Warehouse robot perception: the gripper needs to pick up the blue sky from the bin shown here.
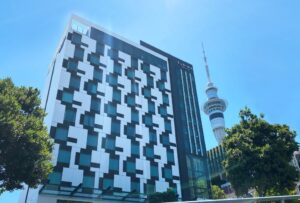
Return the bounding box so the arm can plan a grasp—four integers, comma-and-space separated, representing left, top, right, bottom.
1, 0, 300, 202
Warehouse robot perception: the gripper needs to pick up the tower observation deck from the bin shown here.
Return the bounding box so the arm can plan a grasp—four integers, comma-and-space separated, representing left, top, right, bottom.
202, 45, 227, 144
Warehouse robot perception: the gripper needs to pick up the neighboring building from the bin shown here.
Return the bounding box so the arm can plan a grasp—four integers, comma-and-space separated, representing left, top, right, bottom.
292, 151, 300, 171
201, 45, 227, 145
19, 15, 210, 203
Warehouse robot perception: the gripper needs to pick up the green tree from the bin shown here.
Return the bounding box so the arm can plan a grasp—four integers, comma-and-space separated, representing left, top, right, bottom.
223, 107, 299, 197
211, 185, 226, 199
148, 188, 178, 203
0, 78, 53, 193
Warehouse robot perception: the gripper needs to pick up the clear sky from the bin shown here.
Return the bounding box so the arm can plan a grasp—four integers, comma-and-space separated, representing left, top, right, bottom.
1, 0, 300, 202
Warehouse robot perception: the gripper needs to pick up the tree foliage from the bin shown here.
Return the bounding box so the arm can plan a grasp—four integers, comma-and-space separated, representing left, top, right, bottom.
211, 185, 226, 199
0, 78, 53, 192
148, 188, 178, 203
223, 107, 299, 197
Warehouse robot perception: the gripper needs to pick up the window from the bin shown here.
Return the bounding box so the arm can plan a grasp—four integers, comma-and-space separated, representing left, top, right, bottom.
113, 63, 122, 75
131, 181, 140, 193
105, 103, 116, 116
149, 130, 157, 143
144, 115, 152, 126
64, 108, 76, 123
131, 109, 139, 123
143, 88, 151, 98
83, 114, 95, 127
55, 127, 68, 141
109, 49, 118, 59
165, 120, 172, 132
126, 95, 135, 107
86, 82, 97, 94
57, 149, 71, 164
159, 106, 167, 116
145, 184, 155, 194
161, 71, 167, 81
103, 178, 113, 189
131, 82, 139, 94
106, 74, 118, 86
111, 120, 120, 134
162, 135, 170, 145
163, 168, 172, 179
89, 54, 100, 66
48, 172, 62, 185
162, 94, 169, 105
104, 138, 115, 150
67, 60, 78, 71
83, 176, 94, 189
131, 58, 138, 68
96, 43, 104, 55
91, 98, 101, 112
87, 134, 98, 148
93, 68, 103, 82
150, 165, 158, 177
148, 101, 155, 113
125, 125, 135, 137
157, 81, 165, 91
109, 158, 119, 171
126, 69, 135, 79
79, 153, 91, 166
62, 91, 73, 103
131, 143, 139, 155
112, 89, 121, 102
69, 75, 80, 89
74, 47, 84, 60
167, 150, 174, 163
142, 63, 150, 73
147, 76, 154, 87
145, 147, 154, 158
71, 32, 81, 44
126, 161, 136, 173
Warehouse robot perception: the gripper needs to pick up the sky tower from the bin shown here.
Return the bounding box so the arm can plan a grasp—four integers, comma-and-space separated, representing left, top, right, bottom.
202, 44, 227, 144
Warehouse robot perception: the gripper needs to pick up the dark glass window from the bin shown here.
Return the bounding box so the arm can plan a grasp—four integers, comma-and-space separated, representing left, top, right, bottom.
143, 88, 151, 98
105, 103, 117, 116
104, 138, 115, 150
157, 81, 165, 91
126, 69, 135, 79
87, 134, 98, 148
131, 143, 139, 155
79, 153, 91, 166
91, 98, 101, 112
96, 43, 104, 55
74, 47, 84, 60
131, 58, 138, 68
125, 125, 135, 137
57, 149, 71, 164
69, 75, 80, 89
131, 109, 139, 123
150, 165, 158, 177
148, 101, 155, 113
111, 120, 120, 134
109, 49, 118, 59
113, 63, 122, 75
126, 95, 135, 107
147, 76, 154, 87
131, 82, 139, 94
83, 114, 95, 127
144, 115, 153, 126
163, 168, 172, 179
86, 82, 97, 94
103, 178, 113, 189
131, 181, 140, 193
145, 147, 154, 158
83, 176, 94, 188
48, 172, 62, 185
159, 106, 167, 116
165, 120, 172, 132
62, 91, 73, 103
142, 63, 150, 73
162, 135, 170, 145
161, 70, 167, 81
112, 89, 121, 102
90, 54, 100, 66
167, 150, 174, 163
55, 127, 68, 141
67, 60, 78, 71
162, 94, 169, 105
64, 108, 76, 123
71, 32, 81, 44
93, 68, 103, 82
126, 161, 135, 173
109, 158, 119, 171
145, 184, 155, 194
106, 74, 118, 86
149, 130, 157, 143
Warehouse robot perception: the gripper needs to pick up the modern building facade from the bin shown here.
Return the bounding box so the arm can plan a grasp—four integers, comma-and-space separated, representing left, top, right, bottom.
19, 15, 210, 203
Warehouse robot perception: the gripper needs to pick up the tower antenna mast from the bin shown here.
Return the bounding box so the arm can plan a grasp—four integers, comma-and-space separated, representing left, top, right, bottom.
202, 43, 212, 83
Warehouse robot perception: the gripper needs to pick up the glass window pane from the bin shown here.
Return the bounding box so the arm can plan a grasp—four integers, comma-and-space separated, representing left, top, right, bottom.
131, 110, 139, 123
111, 120, 120, 134
87, 82, 97, 94
113, 89, 121, 102
91, 98, 101, 112
71, 32, 81, 44
109, 158, 119, 171
87, 134, 98, 147
67, 60, 78, 71
83, 114, 95, 127
167, 150, 174, 163
165, 120, 172, 132
48, 172, 62, 185
106, 74, 118, 86
83, 176, 94, 188
69, 75, 80, 89
96, 43, 104, 55
64, 108, 76, 122
94, 68, 103, 81
90, 54, 100, 66
144, 115, 152, 126
79, 153, 91, 166
131, 181, 140, 193
127, 95, 135, 106
143, 88, 151, 98
148, 101, 155, 113
150, 165, 158, 177
163, 94, 169, 105
57, 149, 71, 164
131, 82, 139, 94
146, 147, 154, 158
149, 130, 157, 143
114, 63, 122, 75
125, 125, 135, 137
62, 92, 73, 103
105, 138, 115, 150
145, 184, 155, 194
164, 168, 172, 179
131, 143, 139, 155
103, 178, 113, 189
162, 135, 170, 145
147, 76, 154, 87
126, 161, 135, 173
55, 127, 68, 141
74, 47, 84, 60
